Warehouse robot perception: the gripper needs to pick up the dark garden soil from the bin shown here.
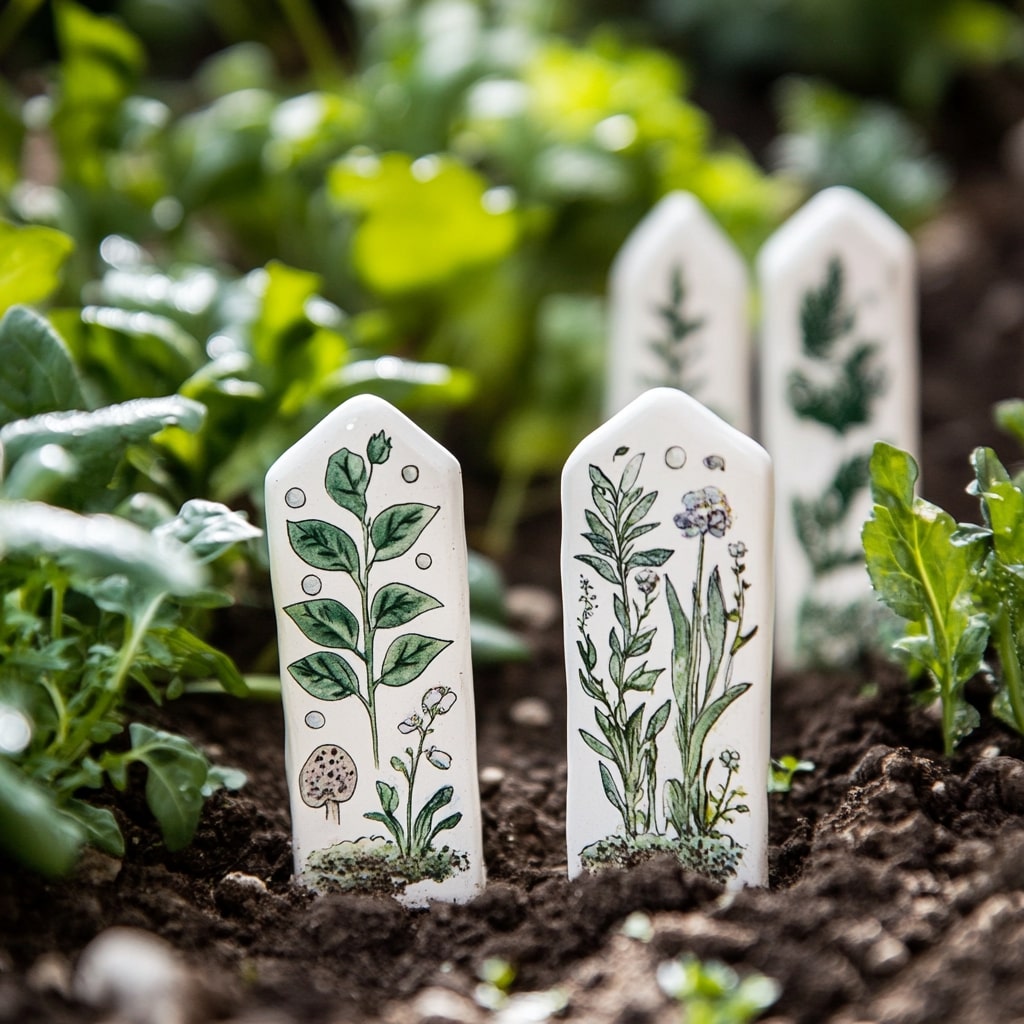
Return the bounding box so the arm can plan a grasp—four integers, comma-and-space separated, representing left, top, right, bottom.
9, 90, 1024, 1024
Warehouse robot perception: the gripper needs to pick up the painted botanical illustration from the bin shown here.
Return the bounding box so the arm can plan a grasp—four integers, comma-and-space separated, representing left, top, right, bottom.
284, 430, 450, 768
574, 449, 757, 882
306, 685, 469, 895
283, 429, 468, 894
787, 257, 888, 660
646, 264, 706, 394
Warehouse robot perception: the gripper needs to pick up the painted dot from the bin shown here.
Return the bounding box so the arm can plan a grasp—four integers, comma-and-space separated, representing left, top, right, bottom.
302, 575, 322, 595
402, 465, 420, 483
415, 553, 433, 570
305, 711, 325, 729
285, 487, 306, 508
665, 446, 687, 469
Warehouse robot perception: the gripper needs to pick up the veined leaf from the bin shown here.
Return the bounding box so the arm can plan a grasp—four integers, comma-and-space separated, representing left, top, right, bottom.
285, 599, 360, 651
0, 395, 206, 477
370, 503, 439, 562
584, 509, 614, 546
413, 784, 453, 851
148, 626, 249, 697
61, 799, 124, 857
598, 761, 627, 820
288, 652, 360, 700
644, 700, 672, 744
153, 500, 261, 563
0, 306, 85, 426
619, 453, 644, 494
588, 464, 614, 496
325, 448, 368, 520
427, 812, 462, 847
378, 633, 452, 688
128, 724, 209, 852
665, 576, 692, 717
622, 490, 658, 532
625, 549, 673, 571
684, 683, 751, 784
703, 567, 727, 694
376, 780, 400, 815
973, 447, 1024, 570
371, 583, 442, 630
579, 729, 615, 760
287, 519, 360, 574
575, 553, 619, 585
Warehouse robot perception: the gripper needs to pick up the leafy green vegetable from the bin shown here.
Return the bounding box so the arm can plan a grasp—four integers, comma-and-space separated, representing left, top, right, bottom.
0, 223, 75, 315
768, 755, 815, 794
657, 954, 780, 1024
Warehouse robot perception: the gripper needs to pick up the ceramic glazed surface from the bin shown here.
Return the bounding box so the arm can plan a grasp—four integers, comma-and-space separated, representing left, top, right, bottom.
265, 395, 483, 905
759, 187, 918, 669
562, 388, 773, 888
605, 192, 751, 432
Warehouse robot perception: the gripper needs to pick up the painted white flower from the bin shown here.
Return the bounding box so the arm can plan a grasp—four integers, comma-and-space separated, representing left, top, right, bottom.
398, 713, 422, 734
423, 687, 457, 715
426, 747, 452, 770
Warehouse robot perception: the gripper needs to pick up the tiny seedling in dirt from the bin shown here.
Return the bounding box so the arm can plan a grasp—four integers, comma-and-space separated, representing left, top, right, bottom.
768, 755, 815, 794
657, 955, 780, 1024
863, 431, 1024, 754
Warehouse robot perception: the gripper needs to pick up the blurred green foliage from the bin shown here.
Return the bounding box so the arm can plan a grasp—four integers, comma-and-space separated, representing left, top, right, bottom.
2, 0, 790, 550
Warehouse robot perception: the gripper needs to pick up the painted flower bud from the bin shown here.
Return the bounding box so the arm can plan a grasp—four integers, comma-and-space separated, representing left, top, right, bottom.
728, 541, 747, 560
398, 713, 422, 734
426, 747, 452, 770
634, 569, 659, 595
720, 749, 740, 771
367, 430, 392, 465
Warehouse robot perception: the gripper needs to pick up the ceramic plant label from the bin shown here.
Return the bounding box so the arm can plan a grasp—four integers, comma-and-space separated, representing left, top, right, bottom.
759, 187, 917, 669
265, 394, 484, 905
562, 388, 772, 888
605, 192, 751, 432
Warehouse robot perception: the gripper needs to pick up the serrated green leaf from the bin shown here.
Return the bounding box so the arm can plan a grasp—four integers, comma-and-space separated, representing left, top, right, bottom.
287, 519, 360, 574
378, 633, 452, 688
325, 447, 368, 520
371, 582, 442, 630
285, 599, 360, 651
153, 500, 261, 563
0, 306, 85, 426
0, 223, 74, 316
287, 652, 360, 700
370, 503, 439, 562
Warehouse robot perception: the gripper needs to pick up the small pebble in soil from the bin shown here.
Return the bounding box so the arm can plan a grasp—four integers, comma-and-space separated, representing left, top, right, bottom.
509, 697, 553, 729
74, 927, 193, 1024
479, 765, 506, 792
26, 953, 72, 998
505, 586, 560, 631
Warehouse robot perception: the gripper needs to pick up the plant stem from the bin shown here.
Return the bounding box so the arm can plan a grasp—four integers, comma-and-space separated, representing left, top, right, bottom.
361, 465, 379, 767
275, 0, 340, 88
406, 724, 431, 858
995, 610, 1024, 736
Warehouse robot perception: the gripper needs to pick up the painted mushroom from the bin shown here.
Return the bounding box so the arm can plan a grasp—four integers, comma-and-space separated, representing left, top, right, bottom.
299, 744, 357, 824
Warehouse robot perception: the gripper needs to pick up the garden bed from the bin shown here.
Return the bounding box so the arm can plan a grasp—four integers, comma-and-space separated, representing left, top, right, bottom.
6, 111, 1024, 1024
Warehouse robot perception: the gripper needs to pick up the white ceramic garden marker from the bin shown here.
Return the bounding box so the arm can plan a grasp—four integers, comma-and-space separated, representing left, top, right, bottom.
562, 388, 773, 889
605, 192, 751, 432
759, 187, 917, 670
265, 394, 484, 906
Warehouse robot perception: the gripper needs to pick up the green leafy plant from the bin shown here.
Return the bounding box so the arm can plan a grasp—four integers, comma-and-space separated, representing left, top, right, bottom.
657, 955, 780, 1024
0, 307, 258, 874
575, 452, 673, 837
863, 441, 994, 755
366, 685, 462, 860
284, 429, 450, 767
767, 755, 815, 794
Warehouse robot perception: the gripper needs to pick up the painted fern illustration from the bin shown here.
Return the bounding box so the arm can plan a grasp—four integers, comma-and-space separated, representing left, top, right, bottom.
284, 431, 450, 767
792, 454, 871, 575
575, 451, 673, 837
787, 257, 886, 435
646, 264, 706, 394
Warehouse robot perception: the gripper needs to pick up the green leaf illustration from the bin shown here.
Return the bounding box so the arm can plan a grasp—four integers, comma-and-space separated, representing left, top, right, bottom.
598, 761, 627, 820
619, 453, 644, 494
325, 447, 368, 519
287, 519, 360, 574
413, 784, 454, 850
666, 577, 692, 716
378, 633, 452, 687
575, 553, 619, 585
370, 503, 439, 561
377, 779, 400, 815
703, 567, 727, 693
427, 812, 462, 846
683, 683, 752, 784
788, 343, 885, 434
285, 599, 360, 651
644, 700, 672, 743
287, 652, 360, 700
800, 256, 853, 359
580, 729, 615, 759
625, 548, 673, 571
370, 583, 443, 630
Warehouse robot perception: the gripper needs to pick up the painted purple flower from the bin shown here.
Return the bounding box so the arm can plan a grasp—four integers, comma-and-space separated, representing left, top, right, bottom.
728, 541, 747, 560
426, 747, 452, 770
674, 486, 733, 538
423, 686, 457, 715
398, 713, 422, 734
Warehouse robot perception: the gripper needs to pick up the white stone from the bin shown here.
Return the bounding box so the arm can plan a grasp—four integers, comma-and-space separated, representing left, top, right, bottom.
265, 394, 484, 905
562, 388, 772, 888
758, 187, 917, 670
605, 192, 751, 432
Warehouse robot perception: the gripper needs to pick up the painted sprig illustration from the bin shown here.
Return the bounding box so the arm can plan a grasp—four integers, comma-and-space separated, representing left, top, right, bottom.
575, 449, 758, 881
284, 430, 450, 767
